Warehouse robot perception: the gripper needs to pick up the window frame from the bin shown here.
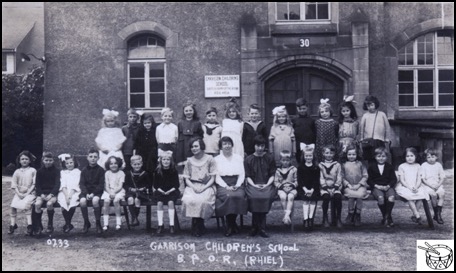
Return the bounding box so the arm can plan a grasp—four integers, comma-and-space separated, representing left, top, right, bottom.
275, 2, 331, 23
398, 31, 454, 110
127, 59, 167, 111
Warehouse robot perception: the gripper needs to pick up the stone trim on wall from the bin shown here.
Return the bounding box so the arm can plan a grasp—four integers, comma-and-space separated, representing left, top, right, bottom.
117, 21, 178, 48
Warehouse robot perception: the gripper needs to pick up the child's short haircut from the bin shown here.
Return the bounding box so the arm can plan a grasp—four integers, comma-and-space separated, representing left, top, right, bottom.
88, 147, 99, 155
60, 154, 79, 169
363, 95, 380, 110
161, 107, 173, 116
346, 144, 358, 153
404, 147, 419, 161
374, 147, 389, 157
42, 151, 54, 159
322, 144, 336, 154
16, 150, 36, 166
249, 104, 260, 111
105, 156, 123, 170
142, 113, 155, 124
280, 150, 292, 159
218, 136, 234, 149
130, 155, 143, 164
189, 137, 206, 151
318, 103, 333, 117
253, 135, 267, 146
127, 108, 139, 116
296, 98, 308, 107
424, 148, 438, 157
206, 107, 218, 115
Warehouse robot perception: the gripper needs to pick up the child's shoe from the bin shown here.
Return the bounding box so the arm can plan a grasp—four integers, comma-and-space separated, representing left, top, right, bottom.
386, 216, 394, 227
115, 225, 121, 231
103, 225, 108, 231
156, 225, 163, 234
8, 224, 18, 234
345, 213, 354, 225
169, 226, 175, 234
26, 225, 33, 236
411, 216, 417, 223
354, 213, 361, 227
416, 217, 422, 225
46, 225, 54, 233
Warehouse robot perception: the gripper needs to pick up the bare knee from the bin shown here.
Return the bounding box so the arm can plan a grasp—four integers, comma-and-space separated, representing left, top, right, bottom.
127, 197, 134, 205
157, 201, 163, 210
92, 197, 100, 207
387, 196, 395, 203
377, 196, 385, 205
134, 198, 141, 207
168, 201, 174, 209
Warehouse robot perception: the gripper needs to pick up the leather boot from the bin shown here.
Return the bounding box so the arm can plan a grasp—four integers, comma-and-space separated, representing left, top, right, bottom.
345, 213, 354, 225
378, 204, 386, 225
433, 206, 439, 222
436, 206, 444, 224
46, 210, 55, 233
354, 213, 361, 227
81, 207, 91, 233
322, 213, 330, 228
129, 205, 139, 226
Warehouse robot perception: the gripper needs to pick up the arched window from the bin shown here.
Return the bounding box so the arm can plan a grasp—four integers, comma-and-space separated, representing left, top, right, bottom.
398, 30, 454, 109
127, 34, 166, 109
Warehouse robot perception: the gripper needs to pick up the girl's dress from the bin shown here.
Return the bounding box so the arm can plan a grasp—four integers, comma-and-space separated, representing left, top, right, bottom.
134, 126, 158, 173
297, 163, 320, 200
95, 127, 127, 169
274, 166, 298, 196
338, 119, 359, 160
315, 119, 339, 162
153, 168, 180, 203
244, 153, 277, 213
181, 154, 217, 219
11, 167, 37, 210
395, 163, 429, 200
202, 122, 222, 155
101, 170, 126, 201
269, 124, 295, 165
177, 119, 204, 165
57, 168, 81, 210
222, 119, 244, 158
214, 153, 247, 217
341, 161, 368, 199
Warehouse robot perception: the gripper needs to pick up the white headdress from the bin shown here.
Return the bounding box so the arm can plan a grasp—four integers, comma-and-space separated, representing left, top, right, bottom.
300, 143, 315, 151
272, 105, 287, 116
320, 98, 330, 104
58, 153, 71, 162
343, 95, 356, 103
102, 109, 119, 117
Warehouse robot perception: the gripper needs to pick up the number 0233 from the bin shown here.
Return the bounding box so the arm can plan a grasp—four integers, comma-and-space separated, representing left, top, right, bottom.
299, 38, 310, 48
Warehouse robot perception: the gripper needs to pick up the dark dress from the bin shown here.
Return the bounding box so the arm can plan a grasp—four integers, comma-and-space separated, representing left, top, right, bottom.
134, 126, 158, 174
124, 170, 152, 202
153, 168, 180, 203
242, 121, 268, 156
244, 153, 277, 213
292, 115, 316, 162
176, 119, 204, 165
297, 163, 321, 201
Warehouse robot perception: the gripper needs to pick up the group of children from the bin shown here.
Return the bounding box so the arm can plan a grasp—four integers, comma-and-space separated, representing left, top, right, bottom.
8, 95, 447, 236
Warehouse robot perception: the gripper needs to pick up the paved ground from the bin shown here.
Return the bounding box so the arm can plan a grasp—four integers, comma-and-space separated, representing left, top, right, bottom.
2, 170, 454, 271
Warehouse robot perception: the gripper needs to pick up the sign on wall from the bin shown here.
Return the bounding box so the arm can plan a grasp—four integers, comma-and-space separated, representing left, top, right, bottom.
205, 75, 240, 98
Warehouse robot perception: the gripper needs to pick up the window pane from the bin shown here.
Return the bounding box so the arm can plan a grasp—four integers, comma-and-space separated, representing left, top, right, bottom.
130, 79, 144, 93
439, 94, 454, 106
277, 2, 288, 20
439, 82, 454, 94
317, 3, 329, 19
418, 82, 433, 94
130, 94, 145, 108
289, 3, 300, 20
418, 70, 433, 81
305, 3, 316, 19
439, 70, 454, 81
149, 93, 165, 108
418, 53, 425, 65
147, 37, 157, 46
398, 70, 413, 81
149, 63, 164, 77
150, 79, 164, 92
399, 95, 414, 106
399, 83, 413, 94
139, 37, 147, 47
2, 53, 6, 71
130, 65, 144, 78
418, 95, 433, 106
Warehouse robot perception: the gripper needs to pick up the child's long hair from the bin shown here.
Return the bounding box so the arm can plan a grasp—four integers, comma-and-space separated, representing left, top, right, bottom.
345, 144, 361, 161
59, 153, 79, 170
16, 150, 36, 168
404, 146, 420, 164
272, 106, 292, 126
300, 146, 318, 167
181, 101, 199, 120
155, 151, 177, 177
224, 98, 242, 121
140, 113, 156, 128
318, 100, 333, 118
338, 101, 358, 124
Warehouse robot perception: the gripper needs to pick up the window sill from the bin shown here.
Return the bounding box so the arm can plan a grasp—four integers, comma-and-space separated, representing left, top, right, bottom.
394, 109, 454, 120
271, 23, 338, 36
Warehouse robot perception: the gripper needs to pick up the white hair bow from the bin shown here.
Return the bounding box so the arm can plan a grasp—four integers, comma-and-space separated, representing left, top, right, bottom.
300, 143, 315, 151
58, 153, 71, 161
320, 98, 330, 104
158, 150, 173, 158
343, 95, 356, 103
102, 109, 119, 117
136, 110, 144, 116
272, 105, 286, 115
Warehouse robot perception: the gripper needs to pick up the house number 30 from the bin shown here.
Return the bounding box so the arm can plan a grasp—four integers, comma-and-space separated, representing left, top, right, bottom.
299, 38, 310, 48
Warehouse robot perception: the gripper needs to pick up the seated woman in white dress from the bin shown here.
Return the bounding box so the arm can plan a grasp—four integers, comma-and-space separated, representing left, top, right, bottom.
181, 137, 217, 237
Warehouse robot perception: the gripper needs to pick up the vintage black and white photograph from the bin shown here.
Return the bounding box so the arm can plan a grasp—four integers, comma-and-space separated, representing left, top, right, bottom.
2, 2, 454, 271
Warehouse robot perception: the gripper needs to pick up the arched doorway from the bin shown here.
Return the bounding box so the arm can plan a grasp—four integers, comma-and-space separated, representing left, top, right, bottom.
264, 67, 344, 128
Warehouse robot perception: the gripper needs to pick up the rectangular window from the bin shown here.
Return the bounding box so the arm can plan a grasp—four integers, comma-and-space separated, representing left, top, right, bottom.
276, 2, 330, 21
398, 30, 454, 109
2, 53, 7, 72
128, 61, 166, 109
